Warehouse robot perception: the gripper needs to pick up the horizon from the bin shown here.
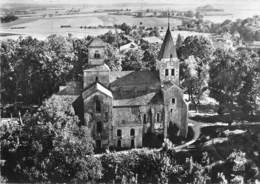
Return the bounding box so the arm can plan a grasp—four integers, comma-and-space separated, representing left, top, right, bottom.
1, 0, 260, 5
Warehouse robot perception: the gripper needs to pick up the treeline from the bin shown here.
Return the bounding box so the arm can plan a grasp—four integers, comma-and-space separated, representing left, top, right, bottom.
1, 14, 18, 23
209, 18, 260, 42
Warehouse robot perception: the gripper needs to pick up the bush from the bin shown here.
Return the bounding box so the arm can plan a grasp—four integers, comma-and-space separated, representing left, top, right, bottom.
99, 149, 180, 184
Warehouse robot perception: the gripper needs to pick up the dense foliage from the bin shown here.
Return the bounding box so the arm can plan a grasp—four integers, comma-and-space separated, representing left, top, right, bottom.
0, 96, 102, 183
1, 14, 18, 23
179, 35, 214, 111
209, 48, 260, 118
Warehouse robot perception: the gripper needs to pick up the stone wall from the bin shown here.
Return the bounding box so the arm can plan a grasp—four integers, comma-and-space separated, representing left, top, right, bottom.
112, 107, 143, 148
83, 91, 113, 148
162, 86, 188, 137
83, 70, 110, 88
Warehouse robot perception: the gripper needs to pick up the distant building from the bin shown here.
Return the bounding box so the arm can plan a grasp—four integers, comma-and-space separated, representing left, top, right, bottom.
141, 36, 163, 44
57, 26, 188, 150
119, 42, 139, 52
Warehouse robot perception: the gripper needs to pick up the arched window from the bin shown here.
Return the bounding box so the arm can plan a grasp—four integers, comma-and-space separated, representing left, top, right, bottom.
172, 98, 175, 104
97, 121, 102, 133
130, 129, 135, 136
94, 50, 101, 59
117, 129, 122, 137
157, 113, 160, 122
95, 98, 101, 113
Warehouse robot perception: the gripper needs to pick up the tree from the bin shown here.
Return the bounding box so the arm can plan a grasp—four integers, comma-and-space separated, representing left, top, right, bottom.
209, 48, 260, 119
117, 23, 132, 35
141, 42, 160, 71
105, 44, 122, 71
175, 34, 184, 58
179, 35, 214, 63
236, 50, 260, 116
72, 37, 91, 80
1, 96, 102, 182
182, 56, 209, 112
208, 49, 243, 122
121, 49, 144, 71
179, 36, 213, 111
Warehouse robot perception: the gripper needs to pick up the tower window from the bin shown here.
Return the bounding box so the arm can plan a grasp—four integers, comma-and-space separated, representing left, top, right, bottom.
94, 50, 101, 59
130, 129, 135, 136
157, 113, 160, 122
172, 98, 176, 104
171, 69, 175, 76
143, 114, 147, 124
117, 129, 122, 137
170, 109, 173, 114
165, 69, 169, 76
170, 54, 173, 58
97, 121, 102, 133
95, 98, 101, 113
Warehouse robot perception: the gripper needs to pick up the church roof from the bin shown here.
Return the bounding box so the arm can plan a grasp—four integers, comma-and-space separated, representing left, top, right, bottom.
84, 63, 110, 71
82, 82, 113, 99
87, 37, 107, 48
113, 91, 163, 107
110, 71, 160, 88
158, 27, 177, 60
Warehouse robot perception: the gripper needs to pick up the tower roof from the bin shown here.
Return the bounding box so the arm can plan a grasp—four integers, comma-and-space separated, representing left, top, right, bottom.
87, 37, 107, 48
158, 27, 177, 60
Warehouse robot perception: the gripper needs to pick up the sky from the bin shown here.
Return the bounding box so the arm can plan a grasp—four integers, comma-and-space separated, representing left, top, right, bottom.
1, 0, 259, 5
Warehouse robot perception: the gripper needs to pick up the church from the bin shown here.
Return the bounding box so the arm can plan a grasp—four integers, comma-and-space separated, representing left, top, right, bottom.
57, 26, 188, 149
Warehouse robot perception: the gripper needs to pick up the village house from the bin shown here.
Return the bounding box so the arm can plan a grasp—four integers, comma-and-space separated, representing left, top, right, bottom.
57, 26, 188, 150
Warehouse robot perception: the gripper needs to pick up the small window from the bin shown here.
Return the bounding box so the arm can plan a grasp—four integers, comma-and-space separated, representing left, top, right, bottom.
97, 121, 102, 133
117, 129, 122, 137
170, 54, 173, 58
96, 98, 101, 113
143, 114, 147, 124
171, 69, 175, 76
130, 129, 135, 136
95, 76, 99, 81
172, 98, 175, 104
171, 109, 173, 113
131, 139, 135, 148
157, 113, 160, 122
96, 140, 101, 149
94, 50, 101, 59
165, 69, 169, 76
117, 140, 121, 148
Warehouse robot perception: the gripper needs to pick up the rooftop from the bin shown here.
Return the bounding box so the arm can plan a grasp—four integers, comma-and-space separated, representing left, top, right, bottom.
158, 27, 177, 60
87, 37, 107, 48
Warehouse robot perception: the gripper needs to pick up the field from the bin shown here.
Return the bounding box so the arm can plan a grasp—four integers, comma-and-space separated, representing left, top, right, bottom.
0, 12, 182, 40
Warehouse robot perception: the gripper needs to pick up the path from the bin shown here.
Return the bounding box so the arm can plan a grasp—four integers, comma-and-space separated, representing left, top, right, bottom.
94, 120, 260, 157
